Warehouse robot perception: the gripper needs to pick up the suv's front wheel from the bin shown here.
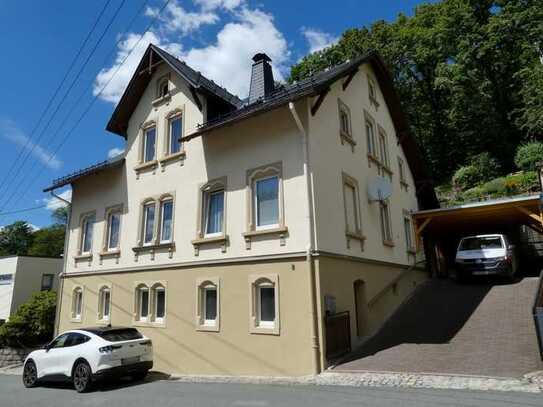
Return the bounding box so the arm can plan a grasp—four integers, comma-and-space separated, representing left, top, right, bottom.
73, 361, 93, 393
22, 361, 38, 388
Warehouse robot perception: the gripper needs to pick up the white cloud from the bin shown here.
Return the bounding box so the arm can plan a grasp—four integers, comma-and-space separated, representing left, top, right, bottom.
146, 0, 219, 35
43, 189, 72, 210
194, 0, 245, 11
302, 28, 339, 53
107, 147, 125, 159
181, 8, 290, 97
0, 119, 62, 170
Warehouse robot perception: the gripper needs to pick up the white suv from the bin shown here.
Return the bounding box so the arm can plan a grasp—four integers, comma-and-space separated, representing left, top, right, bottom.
22, 326, 153, 392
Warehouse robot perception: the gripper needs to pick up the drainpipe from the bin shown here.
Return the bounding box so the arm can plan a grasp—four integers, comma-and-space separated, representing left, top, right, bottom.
50, 190, 72, 336
288, 101, 321, 375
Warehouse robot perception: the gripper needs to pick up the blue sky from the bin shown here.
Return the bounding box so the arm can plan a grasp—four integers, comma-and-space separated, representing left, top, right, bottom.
0, 0, 431, 228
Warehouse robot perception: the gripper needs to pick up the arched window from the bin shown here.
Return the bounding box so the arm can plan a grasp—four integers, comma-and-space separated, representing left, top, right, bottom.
196, 278, 220, 331
79, 213, 95, 254
98, 286, 111, 322
72, 287, 83, 321
249, 274, 279, 334
246, 163, 284, 233
151, 283, 166, 323
157, 77, 169, 98
135, 284, 150, 322
159, 197, 174, 244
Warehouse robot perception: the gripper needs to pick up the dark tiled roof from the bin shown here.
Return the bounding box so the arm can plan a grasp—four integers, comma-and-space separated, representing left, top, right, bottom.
43, 153, 125, 192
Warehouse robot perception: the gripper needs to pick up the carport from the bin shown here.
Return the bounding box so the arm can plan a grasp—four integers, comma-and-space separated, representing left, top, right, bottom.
413, 195, 543, 278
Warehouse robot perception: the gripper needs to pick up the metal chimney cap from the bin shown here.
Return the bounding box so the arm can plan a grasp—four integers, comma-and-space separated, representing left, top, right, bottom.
252, 53, 272, 63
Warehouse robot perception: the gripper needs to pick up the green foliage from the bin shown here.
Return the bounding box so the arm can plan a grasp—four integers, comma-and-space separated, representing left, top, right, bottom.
0, 291, 57, 347
514, 142, 543, 172
481, 177, 506, 196
28, 225, 65, 258
52, 207, 69, 226
452, 152, 500, 191
452, 165, 480, 191
0, 221, 34, 256
289, 0, 543, 182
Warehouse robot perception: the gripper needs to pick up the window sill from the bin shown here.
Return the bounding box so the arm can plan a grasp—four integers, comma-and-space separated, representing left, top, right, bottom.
367, 154, 381, 166
383, 240, 395, 248
99, 250, 120, 258
243, 227, 288, 250
339, 132, 356, 149
132, 242, 175, 252
346, 232, 366, 251
134, 160, 158, 172
191, 235, 228, 255
400, 180, 409, 190
196, 323, 220, 333
151, 93, 171, 107
381, 165, 393, 175
74, 254, 92, 261
370, 96, 380, 109
249, 326, 280, 336
70, 317, 82, 323
159, 151, 186, 165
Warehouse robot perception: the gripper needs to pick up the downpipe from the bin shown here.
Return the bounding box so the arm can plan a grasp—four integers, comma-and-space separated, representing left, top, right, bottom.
288, 102, 321, 375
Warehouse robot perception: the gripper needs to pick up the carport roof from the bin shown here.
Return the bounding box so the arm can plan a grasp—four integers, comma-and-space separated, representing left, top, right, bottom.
413, 194, 542, 237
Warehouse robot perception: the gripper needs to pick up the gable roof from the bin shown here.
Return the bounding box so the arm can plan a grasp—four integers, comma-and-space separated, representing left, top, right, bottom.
184, 51, 438, 209
106, 44, 243, 137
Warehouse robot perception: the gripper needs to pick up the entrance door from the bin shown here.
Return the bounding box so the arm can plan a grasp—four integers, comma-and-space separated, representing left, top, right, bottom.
353, 280, 369, 337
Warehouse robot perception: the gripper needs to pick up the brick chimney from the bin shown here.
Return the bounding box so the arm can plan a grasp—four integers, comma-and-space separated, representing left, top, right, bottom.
248, 53, 274, 104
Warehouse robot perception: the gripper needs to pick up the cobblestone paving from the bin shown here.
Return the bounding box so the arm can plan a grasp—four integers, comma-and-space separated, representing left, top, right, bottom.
335, 277, 543, 378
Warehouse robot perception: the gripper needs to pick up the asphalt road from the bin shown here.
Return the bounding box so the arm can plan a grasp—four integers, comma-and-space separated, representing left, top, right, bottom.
0, 374, 541, 407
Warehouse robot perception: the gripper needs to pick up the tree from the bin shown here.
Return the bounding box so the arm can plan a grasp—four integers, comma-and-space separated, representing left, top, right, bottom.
289, 0, 543, 183
28, 225, 65, 258
0, 221, 34, 256
52, 206, 69, 226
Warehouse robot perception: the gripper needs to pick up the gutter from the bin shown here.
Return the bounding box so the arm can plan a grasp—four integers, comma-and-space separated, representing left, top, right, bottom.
288, 101, 321, 375
50, 190, 72, 336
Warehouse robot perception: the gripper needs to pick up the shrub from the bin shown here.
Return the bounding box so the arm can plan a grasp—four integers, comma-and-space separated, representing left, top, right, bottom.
452, 153, 500, 191
516, 171, 539, 191
461, 186, 484, 202
504, 179, 520, 195
481, 177, 506, 196
452, 165, 480, 191
514, 142, 543, 172
0, 291, 57, 348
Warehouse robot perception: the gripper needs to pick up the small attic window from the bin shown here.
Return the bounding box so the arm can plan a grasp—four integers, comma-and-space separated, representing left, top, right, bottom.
157, 77, 169, 98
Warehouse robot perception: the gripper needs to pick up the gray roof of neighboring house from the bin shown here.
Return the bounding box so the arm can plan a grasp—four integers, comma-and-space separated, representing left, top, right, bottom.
43, 153, 125, 192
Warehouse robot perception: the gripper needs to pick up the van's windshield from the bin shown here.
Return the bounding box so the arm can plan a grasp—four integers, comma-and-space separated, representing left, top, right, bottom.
459, 236, 503, 251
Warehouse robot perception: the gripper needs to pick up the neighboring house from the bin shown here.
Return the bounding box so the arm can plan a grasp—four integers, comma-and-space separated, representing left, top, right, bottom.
0, 256, 62, 322
45, 45, 437, 377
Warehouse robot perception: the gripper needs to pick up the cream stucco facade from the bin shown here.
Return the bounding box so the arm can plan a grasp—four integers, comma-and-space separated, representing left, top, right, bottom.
54, 46, 434, 377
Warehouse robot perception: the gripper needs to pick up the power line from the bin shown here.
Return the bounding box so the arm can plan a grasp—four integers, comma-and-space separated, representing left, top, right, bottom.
0, 0, 127, 205
0, 0, 171, 215
0, 0, 113, 197
0, 205, 47, 217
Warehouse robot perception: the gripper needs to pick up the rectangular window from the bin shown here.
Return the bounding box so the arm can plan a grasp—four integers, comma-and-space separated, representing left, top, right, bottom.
143, 127, 156, 162
160, 200, 173, 243
41, 274, 54, 291
378, 129, 389, 167
404, 215, 413, 250
380, 201, 393, 243
366, 120, 376, 157
204, 287, 217, 325
369, 77, 376, 101
72, 288, 83, 320
398, 157, 408, 186
205, 190, 224, 236
100, 288, 111, 321
258, 286, 276, 328
155, 288, 165, 320
107, 211, 121, 250
143, 203, 155, 245
138, 288, 149, 321
81, 214, 95, 254
344, 183, 358, 234
255, 176, 279, 229
169, 116, 182, 154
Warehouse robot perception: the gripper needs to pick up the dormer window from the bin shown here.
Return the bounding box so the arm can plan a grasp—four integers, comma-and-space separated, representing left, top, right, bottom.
158, 77, 169, 99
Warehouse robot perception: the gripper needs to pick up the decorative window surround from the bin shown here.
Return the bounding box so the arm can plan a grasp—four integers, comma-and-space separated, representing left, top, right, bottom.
398, 157, 409, 191
135, 120, 158, 178
97, 284, 112, 324
71, 286, 84, 322
195, 277, 220, 332
248, 274, 280, 336
403, 209, 416, 255
132, 281, 168, 327
377, 125, 392, 177
342, 172, 365, 251
152, 74, 172, 107
193, 177, 228, 256
151, 282, 167, 327
364, 110, 378, 166
380, 200, 394, 247
99, 204, 123, 265
134, 283, 150, 325
244, 163, 287, 250
75, 211, 95, 267
337, 98, 356, 151
368, 74, 380, 110
159, 108, 186, 171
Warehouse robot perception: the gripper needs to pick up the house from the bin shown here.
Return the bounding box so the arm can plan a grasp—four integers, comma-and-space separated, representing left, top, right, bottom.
45, 45, 437, 377
0, 256, 62, 322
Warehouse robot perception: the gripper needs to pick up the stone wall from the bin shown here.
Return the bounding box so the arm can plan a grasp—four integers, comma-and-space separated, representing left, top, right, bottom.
0, 347, 33, 368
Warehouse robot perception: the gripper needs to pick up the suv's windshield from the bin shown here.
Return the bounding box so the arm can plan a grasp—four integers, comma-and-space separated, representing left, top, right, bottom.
93, 328, 142, 342
459, 236, 503, 251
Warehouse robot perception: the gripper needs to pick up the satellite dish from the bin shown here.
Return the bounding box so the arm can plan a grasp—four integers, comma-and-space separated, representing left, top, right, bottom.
367, 176, 392, 202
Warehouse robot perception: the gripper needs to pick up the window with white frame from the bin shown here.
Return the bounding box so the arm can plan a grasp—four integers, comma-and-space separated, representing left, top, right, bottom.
338, 99, 352, 138
168, 114, 182, 155
204, 189, 225, 237
143, 127, 156, 162
142, 201, 156, 245
365, 116, 377, 157
106, 209, 121, 251
196, 279, 219, 331
398, 157, 408, 186
80, 214, 95, 254
343, 179, 360, 235
249, 275, 279, 334
404, 214, 414, 251
98, 286, 111, 322
136, 285, 150, 322
160, 198, 174, 243
72, 287, 83, 320
157, 77, 169, 99
41, 274, 54, 291
254, 175, 279, 230
380, 201, 393, 244
378, 128, 389, 168
152, 284, 166, 323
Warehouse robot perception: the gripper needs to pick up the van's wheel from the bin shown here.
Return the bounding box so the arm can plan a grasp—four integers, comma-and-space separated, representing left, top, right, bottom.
73, 361, 93, 393
22, 361, 38, 388
131, 370, 148, 382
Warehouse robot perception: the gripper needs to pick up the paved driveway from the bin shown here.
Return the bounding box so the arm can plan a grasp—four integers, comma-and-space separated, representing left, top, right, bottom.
335, 277, 543, 378
0, 374, 541, 407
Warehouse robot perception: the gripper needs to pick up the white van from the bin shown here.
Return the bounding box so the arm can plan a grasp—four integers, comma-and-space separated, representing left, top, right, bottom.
455, 234, 517, 280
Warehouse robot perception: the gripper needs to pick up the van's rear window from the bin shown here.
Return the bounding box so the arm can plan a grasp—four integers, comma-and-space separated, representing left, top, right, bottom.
459, 237, 503, 250
96, 328, 142, 342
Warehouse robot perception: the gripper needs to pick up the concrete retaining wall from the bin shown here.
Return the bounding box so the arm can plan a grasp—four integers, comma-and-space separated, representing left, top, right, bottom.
0, 347, 32, 368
